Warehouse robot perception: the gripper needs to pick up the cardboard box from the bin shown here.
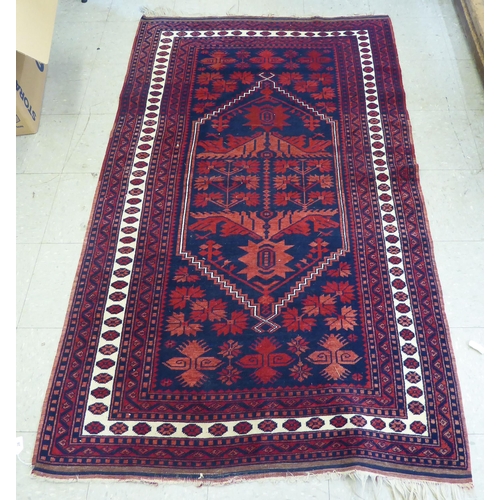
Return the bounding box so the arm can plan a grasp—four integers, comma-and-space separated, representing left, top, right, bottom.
16, 0, 59, 136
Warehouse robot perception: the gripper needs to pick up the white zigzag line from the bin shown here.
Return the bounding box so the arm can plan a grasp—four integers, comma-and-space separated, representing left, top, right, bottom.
197, 76, 270, 124
272, 84, 335, 123
180, 251, 279, 330
196, 73, 335, 124
269, 249, 347, 319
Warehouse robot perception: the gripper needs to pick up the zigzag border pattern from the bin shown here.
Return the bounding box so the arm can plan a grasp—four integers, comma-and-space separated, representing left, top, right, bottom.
81, 28, 428, 439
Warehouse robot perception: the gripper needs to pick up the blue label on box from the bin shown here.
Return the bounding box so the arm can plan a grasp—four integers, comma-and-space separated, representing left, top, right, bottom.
16, 80, 37, 121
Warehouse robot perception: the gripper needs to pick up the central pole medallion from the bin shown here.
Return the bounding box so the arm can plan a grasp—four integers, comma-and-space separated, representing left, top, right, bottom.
178, 76, 349, 332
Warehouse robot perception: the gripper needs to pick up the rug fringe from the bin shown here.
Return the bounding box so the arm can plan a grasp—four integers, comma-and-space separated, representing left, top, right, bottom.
140, 6, 179, 18
206, 470, 474, 500
31, 467, 474, 499
139, 10, 388, 21
139, 7, 299, 19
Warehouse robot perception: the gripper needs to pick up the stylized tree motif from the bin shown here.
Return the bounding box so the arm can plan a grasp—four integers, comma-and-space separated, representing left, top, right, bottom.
237, 337, 293, 384
163, 340, 222, 387
307, 334, 361, 381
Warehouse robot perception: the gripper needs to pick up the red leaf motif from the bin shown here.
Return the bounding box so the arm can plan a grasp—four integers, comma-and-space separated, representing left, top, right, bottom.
302, 294, 337, 317
325, 306, 358, 331
190, 299, 227, 322
194, 87, 221, 101
166, 313, 202, 337
230, 71, 254, 84
294, 80, 319, 93
197, 72, 223, 85
213, 311, 248, 335
278, 72, 303, 85
169, 286, 206, 309
322, 281, 356, 303
282, 308, 316, 332
212, 79, 238, 93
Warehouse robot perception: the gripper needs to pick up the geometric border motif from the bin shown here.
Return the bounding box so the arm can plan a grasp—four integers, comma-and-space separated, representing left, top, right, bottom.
83, 28, 427, 439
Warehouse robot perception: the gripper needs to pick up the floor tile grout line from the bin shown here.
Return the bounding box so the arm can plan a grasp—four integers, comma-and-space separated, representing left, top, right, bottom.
438, 6, 470, 64
445, 327, 484, 330
17, 171, 97, 177
451, 59, 484, 112
450, 326, 484, 329
105, 0, 114, 22
16, 243, 46, 329
418, 240, 484, 244
35, 173, 64, 247
70, 18, 108, 123
64, 113, 95, 169
419, 240, 484, 243
17, 429, 46, 435
17, 242, 89, 246
463, 107, 484, 169
16, 326, 67, 332
59, 57, 101, 168
417, 168, 483, 171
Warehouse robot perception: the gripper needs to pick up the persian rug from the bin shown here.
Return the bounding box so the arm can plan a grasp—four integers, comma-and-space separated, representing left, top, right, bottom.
33, 15, 473, 494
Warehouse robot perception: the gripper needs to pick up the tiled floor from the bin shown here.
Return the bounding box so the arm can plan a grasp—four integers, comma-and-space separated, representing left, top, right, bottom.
16, 1, 484, 498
